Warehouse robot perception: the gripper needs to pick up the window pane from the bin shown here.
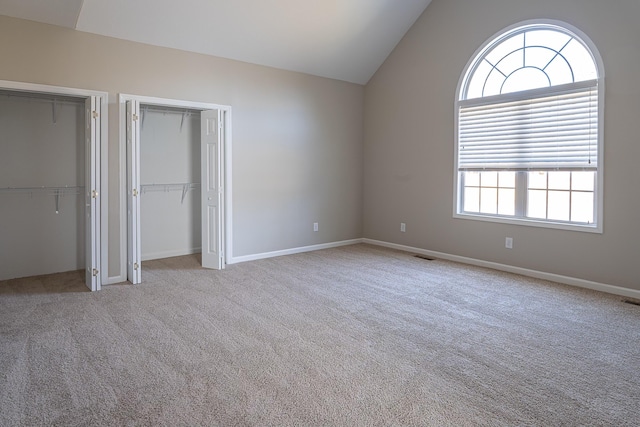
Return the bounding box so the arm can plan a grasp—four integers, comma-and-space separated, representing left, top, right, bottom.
524, 46, 556, 69
525, 29, 571, 51
562, 39, 598, 82
545, 55, 574, 85
571, 192, 594, 223
527, 189, 547, 219
548, 190, 570, 221
464, 187, 480, 212
466, 60, 493, 99
572, 171, 595, 191
497, 50, 524, 76
499, 171, 516, 187
481, 171, 498, 187
528, 171, 547, 189
502, 67, 550, 93
465, 171, 480, 187
548, 171, 570, 190
486, 33, 524, 65
484, 68, 505, 97
498, 188, 515, 215
480, 188, 498, 214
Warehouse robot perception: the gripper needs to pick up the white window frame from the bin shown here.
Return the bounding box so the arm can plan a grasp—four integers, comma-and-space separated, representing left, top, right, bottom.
453, 20, 605, 233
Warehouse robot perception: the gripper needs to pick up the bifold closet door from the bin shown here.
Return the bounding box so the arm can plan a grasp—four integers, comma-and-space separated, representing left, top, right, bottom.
126, 103, 224, 284
85, 96, 101, 291
126, 100, 142, 284
201, 109, 224, 270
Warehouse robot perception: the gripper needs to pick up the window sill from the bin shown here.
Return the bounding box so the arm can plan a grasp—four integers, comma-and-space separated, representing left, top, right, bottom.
453, 212, 602, 234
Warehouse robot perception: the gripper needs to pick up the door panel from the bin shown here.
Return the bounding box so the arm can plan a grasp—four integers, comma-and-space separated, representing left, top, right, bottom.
126, 100, 142, 284
201, 109, 223, 270
85, 97, 101, 291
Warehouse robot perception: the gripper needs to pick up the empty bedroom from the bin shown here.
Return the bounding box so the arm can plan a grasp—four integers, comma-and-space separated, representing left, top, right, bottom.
1, 0, 638, 425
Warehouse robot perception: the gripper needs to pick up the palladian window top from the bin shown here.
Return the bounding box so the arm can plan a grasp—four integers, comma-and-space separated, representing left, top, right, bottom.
462, 25, 598, 100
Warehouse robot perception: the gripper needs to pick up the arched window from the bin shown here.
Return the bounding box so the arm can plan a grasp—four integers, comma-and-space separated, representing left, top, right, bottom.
454, 21, 604, 231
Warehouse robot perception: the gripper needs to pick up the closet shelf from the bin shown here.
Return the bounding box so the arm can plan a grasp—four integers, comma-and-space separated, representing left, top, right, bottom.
0, 186, 84, 196
0, 186, 85, 214
140, 106, 198, 132
140, 183, 200, 204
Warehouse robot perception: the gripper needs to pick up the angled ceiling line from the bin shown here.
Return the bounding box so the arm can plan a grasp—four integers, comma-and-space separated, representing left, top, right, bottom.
0, 0, 432, 84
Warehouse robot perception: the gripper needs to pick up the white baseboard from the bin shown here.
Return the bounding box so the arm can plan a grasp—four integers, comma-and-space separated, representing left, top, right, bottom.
142, 248, 202, 262
228, 239, 363, 265
105, 274, 127, 285
105, 237, 640, 299
363, 239, 640, 300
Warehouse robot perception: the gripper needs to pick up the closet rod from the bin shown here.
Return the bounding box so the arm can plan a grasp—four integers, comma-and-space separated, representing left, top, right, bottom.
1, 92, 84, 124
0, 92, 84, 106
140, 105, 200, 116
0, 186, 84, 195
140, 183, 200, 204
0, 186, 85, 214
139, 106, 199, 132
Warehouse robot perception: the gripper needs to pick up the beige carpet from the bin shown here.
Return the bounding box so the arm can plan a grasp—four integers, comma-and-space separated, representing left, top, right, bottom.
1, 244, 638, 426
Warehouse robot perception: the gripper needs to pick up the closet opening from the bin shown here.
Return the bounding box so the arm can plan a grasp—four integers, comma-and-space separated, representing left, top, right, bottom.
140, 105, 202, 261
122, 95, 230, 284
0, 85, 103, 291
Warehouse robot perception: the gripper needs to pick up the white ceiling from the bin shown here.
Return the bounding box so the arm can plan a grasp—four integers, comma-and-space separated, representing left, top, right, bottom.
0, 0, 432, 84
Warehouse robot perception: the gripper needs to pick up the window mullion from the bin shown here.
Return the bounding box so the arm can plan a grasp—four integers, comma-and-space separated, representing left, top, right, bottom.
569, 172, 574, 221
545, 173, 550, 220
459, 172, 465, 212
515, 171, 527, 217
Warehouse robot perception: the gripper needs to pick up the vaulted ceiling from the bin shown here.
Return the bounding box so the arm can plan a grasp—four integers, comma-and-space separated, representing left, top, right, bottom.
0, 0, 432, 84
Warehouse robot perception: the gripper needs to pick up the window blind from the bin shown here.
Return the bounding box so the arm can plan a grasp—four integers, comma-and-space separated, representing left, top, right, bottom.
458, 82, 598, 171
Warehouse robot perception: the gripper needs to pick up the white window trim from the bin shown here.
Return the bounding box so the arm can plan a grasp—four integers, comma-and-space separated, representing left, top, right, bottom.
453, 19, 605, 233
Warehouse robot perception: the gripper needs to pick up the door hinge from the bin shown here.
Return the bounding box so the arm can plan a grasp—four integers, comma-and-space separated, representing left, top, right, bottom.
134, 262, 139, 270
132, 188, 138, 197
92, 268, 99, 277
92, 110, 99, 119
132, 114, 139, 121
92, 190, 99, 198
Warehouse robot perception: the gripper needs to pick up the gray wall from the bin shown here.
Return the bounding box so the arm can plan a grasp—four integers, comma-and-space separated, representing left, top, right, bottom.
0, 15, 364, 281
364, 0, 640, 291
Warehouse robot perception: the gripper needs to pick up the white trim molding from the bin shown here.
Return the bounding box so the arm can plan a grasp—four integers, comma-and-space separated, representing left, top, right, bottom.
229, 239, 363, 264
141, 248, 202, 262
363, 239, 640, 300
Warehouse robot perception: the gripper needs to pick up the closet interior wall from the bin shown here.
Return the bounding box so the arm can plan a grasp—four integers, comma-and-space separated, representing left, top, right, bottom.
0, 91, 85, 280
140, 106, 201, 261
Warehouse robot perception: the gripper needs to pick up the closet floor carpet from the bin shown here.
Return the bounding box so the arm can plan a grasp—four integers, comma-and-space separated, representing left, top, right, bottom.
1, 244, 639, 426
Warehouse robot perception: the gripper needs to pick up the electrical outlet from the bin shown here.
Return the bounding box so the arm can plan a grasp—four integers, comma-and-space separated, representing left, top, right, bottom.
313, 222, 319, 232
400, 223, 406, 232
505, 237, 513, 249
